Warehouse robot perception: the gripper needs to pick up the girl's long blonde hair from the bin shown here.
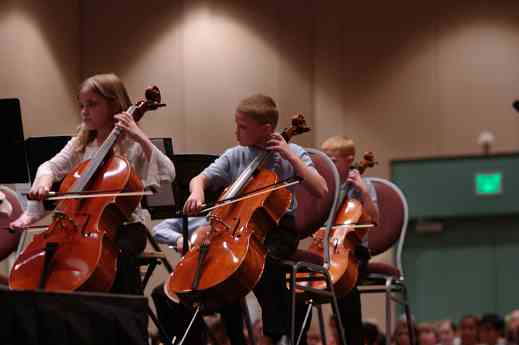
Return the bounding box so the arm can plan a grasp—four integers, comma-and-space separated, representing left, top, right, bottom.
75, 73, 132, 153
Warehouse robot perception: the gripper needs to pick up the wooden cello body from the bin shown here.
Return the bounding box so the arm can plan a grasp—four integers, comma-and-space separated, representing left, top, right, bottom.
167, 169, 291, 310
9, 155, 143, 291
9, 86, 164, 292
166, 115, 309, 311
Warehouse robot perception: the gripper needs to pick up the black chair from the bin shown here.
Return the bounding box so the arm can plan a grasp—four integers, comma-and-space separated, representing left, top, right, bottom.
141, 138, 176, 220
171, 154, 220, 210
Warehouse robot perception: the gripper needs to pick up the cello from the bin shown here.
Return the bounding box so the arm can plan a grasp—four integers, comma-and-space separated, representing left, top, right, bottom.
166, 115, 310, 311
9, 87, 164, 292
303, 152, 377, 297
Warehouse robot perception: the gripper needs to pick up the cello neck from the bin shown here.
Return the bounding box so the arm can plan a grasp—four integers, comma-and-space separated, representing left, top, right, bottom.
222, 149, 269, 199
68, 105, 138, 194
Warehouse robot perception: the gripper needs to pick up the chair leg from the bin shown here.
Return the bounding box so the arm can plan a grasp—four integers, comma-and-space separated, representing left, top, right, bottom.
316, 304, 328, 345
400, 282, 416, 345
175, 305, 202, 345
147, 304, 173, 345
290, 266, 297, 345
296, 302, 313, 345
385, 277, 393, 345
141, 260, 158, 290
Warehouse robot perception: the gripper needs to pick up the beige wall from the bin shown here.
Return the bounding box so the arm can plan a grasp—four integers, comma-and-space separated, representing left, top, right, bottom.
0, 0, 80, 137
3, 0, 519, 337
80, 0, 316, 153
78, 0, 519, 172
314, 0, 519, 179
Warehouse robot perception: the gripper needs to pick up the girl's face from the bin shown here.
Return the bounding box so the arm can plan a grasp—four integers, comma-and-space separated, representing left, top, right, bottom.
79, 89, 116, 132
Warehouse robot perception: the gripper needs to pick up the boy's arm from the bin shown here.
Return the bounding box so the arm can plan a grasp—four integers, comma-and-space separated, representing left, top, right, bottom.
348, 172, 379, 225
183, 174, 209, 215
266, 133, 328, 198
286, 151, 328, 198
360, 190, 379, 226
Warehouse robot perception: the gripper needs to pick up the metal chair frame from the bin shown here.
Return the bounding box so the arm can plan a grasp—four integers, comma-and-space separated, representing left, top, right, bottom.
358, 177, 415, 345
282, 148, 346, 345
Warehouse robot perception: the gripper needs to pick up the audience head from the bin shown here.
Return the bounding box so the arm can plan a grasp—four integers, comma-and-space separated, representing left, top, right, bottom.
459, 315, 480, 345
418, 322, 439, 345
479, 313, 504, 345
393, 319, 418, 345
506, 310, 519, 345
438, 320, 457, 345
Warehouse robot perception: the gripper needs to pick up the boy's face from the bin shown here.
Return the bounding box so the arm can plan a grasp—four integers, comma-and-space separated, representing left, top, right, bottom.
235, 112, 272, 147
324, 149, 354, 181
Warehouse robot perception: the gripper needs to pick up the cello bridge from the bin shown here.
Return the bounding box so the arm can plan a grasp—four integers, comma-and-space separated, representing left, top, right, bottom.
46, 212, 79, 238
207, 215, 231, 231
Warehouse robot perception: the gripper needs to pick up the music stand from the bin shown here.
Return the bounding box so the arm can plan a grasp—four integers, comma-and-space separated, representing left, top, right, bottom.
0, 98, 29, 184
169, 154, 218, 253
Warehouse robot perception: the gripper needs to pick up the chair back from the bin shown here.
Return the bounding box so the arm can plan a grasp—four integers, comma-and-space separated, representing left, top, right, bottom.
171, 154, 220, 208
293, 148, 340, 239
142, 138, 175, 219
365, 177, 409, 273
0, 185, 23, 261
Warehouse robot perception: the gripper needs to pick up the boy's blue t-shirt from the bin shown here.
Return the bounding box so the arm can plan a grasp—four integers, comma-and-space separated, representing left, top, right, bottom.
201, 143, 316, 215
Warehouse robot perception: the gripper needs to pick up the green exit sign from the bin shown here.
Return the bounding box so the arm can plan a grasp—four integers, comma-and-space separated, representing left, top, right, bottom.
475, 172, 502, 195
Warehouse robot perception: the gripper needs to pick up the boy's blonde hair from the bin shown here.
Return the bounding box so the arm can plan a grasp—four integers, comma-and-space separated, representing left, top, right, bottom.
76, 73, 132, 152
236, 94, 279, 128
321, 135, 356, 156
